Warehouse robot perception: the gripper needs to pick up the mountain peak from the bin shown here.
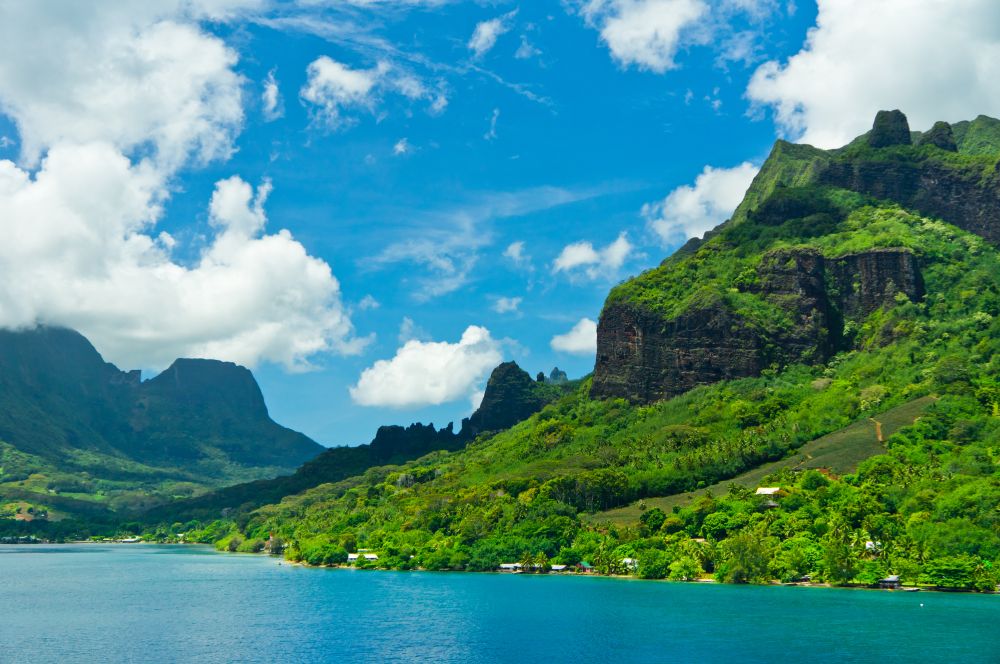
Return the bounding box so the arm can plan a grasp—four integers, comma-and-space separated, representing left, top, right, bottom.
868, 109, 912, 147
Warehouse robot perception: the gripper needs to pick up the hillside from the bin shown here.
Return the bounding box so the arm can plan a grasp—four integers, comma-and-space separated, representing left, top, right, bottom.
152, 110, 1000, 590
0, 327, 323, 523
141, 361, 579, 524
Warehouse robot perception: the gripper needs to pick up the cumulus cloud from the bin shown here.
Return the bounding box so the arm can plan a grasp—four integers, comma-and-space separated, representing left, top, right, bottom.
582, 0, 708, 72
468, 10, 518, 58
350, 325, 503, 408
747, 0, 1000, 148
0, 2, 249, 171
261, 69, 283, 121
0, 150, 365, 370
643, 161, 759, 243
0, 0, 365, 371
300, 56, 384, 129
492, 296, 522, 314
300, 54, 445, 129
551, 318, 597, 355
553, 232, 633, 279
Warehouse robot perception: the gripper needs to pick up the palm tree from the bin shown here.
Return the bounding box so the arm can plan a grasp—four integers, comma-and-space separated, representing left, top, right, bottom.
519, 551, 535, 572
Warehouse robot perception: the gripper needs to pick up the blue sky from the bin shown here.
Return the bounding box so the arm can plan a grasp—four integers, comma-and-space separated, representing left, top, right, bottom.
2, 1, 998, 446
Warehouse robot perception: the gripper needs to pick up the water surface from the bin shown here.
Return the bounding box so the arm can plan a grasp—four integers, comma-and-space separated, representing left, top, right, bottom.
2, 544, 998, 663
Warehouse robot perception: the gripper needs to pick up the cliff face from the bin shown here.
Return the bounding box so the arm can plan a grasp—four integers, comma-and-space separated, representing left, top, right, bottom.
590, 109, 990, 406
592, 247, 925, 404
818, 159, 1000, 244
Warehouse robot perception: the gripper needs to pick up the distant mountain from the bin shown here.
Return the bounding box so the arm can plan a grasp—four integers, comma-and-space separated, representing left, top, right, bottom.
143, 360, 579, 523
0, 326, 323, 518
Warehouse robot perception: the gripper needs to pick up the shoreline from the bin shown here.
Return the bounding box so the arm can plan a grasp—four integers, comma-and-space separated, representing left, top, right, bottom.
7, 540, 997, 595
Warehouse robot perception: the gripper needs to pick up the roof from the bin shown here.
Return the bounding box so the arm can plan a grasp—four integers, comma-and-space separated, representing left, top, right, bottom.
881, 575, 901, 582
755, 487, 781, 495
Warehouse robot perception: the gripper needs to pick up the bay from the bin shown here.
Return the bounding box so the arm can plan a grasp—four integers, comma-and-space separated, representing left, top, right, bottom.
2, 544, 998, 663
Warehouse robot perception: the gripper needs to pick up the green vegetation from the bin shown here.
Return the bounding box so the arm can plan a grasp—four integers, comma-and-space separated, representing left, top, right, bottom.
9, 113, 1000, 592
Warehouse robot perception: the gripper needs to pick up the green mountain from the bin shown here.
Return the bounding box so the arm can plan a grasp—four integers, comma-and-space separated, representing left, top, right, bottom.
141, 360, 578, 524
0, 326, 323, 521
159, 110, 1000, 590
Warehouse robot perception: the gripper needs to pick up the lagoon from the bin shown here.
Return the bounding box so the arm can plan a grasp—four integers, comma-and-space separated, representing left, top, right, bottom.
2, 544, 998, 663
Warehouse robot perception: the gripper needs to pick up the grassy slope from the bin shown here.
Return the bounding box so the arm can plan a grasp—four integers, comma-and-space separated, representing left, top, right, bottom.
589, 395, 937, 525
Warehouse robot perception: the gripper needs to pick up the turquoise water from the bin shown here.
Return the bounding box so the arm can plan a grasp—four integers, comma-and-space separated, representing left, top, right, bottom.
2, 544, 999, 663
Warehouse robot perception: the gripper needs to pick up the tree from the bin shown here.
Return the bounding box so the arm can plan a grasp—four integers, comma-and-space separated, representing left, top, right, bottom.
668, 556, 703, 581
639, 507, 667, 535
716, 531, 775, 584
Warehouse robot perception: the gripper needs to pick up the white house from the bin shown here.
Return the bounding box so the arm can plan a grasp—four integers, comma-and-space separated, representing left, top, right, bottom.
347, 553, 359, 561
755, 487, 781, 495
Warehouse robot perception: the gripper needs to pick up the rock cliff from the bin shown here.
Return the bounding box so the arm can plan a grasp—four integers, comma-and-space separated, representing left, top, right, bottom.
592, 247, 924, 403
590, 109, 994, 405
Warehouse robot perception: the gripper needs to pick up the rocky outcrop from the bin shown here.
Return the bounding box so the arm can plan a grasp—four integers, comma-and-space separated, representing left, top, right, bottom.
868, 110, 912, 148
591, 248, 924, 404
591, 298, 782, 403
917, 121, 958, 152
819, 110, 1000, 244
818, 158, 1000, 244
828, 249, 925, 318
462, 361, 547, 437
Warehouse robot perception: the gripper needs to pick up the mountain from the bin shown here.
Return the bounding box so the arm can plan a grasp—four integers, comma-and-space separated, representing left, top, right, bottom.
0, 326, 323, 520
140, 360, 579, 523
165, 111, 1000, 590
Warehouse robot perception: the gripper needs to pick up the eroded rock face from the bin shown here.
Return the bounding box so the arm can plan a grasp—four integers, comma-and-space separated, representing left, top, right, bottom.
917, 121, 958, 152
818, 159, 1000, 244
591, 299, 776, 403
868, 109, 912, 148
462, 361, 546, 437
591, 248, 923, 404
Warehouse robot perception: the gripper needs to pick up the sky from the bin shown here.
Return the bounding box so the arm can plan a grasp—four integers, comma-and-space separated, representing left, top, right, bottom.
3, 0, 1000, 446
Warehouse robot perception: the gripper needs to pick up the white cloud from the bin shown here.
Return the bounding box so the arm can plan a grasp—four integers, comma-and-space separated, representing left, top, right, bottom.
0, 2, 366, 372
551, 318, 597, 355
515, 35, 542, 60
583, 0, 708, 73
747, 0, 1000, 148
503, 240, 529, 267
553, 232, 633, 279
300, 54, 445, 129
350, 325, 503, 408
0, 3, 250, 172
643, 161, 759, 243
0, 151, 365, 370
468, 10, 518, 58
393, 137, 411, 155
358, 294, 380, 311
261, 69, 284, 121
493, 296, 522, 314
484, 108, 500, 140
300, 56, 384, 129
